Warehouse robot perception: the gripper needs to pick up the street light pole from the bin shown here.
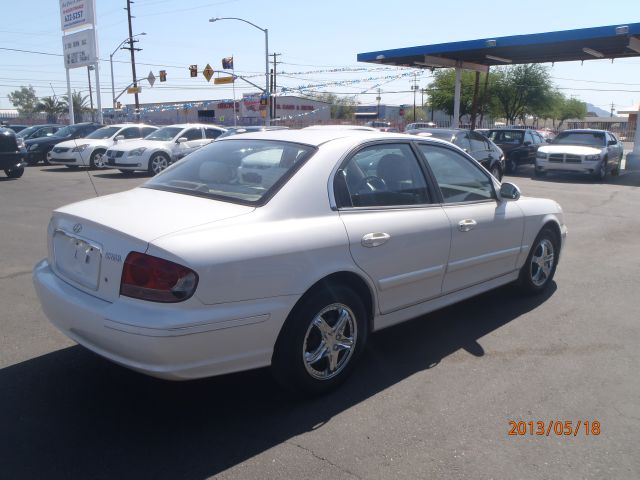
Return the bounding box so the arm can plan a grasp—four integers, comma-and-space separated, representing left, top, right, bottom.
110, 33, 146, 109
209, 17, 270, 126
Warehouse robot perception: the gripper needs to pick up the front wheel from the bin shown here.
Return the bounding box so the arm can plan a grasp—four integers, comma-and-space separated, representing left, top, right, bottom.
490, 164, 502, 181
506, 155, 518, 174
4, 166, 24, 178
148, 153, 170, 175
272, 285, 368, 396
89, 149, 106, 169
518, 227, 559, 294
593, 158, 607, 181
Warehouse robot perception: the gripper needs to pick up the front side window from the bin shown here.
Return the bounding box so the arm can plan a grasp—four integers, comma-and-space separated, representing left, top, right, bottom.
469, 132, 488, 152
86, 126, 120, 139
144, 139, 315, 205
141, 127, 157, 137
453, 132, 471, 151
119, 127, 142, 139
181, 128, 203, 141
337, 143, 431, 208
418, 144, 495, 203
145, 127, 182, 141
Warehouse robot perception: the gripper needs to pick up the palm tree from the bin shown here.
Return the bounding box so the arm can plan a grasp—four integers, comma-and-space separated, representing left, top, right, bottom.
36, 96, 66, 123
62, 91, 92, 123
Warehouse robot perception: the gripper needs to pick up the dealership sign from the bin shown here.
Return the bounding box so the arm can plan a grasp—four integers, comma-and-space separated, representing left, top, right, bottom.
60, 0, 96, 31
62, 29, 97, 69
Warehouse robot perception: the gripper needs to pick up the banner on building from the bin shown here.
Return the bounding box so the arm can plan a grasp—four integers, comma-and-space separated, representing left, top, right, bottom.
62, 29, 97, 68
60, 0, 96, 31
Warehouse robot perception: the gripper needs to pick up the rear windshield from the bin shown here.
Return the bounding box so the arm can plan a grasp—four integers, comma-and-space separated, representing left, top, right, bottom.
552, 131, 605, 147
143, 139, 316, 205
488, 130, 524, 144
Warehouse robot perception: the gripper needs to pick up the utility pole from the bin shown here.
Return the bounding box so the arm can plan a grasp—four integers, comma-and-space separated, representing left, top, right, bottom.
411, 73, 419, 120
376, 88, 381, 119
271, 52, 281, 121
610, 102, 615, 117
125, 0, 141, 118
87, 66, 94, 122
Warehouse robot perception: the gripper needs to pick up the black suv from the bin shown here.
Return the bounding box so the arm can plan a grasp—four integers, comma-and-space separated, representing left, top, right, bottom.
24, 122, 102, 165
0, 127, 26, 179
486, 128, 546, 173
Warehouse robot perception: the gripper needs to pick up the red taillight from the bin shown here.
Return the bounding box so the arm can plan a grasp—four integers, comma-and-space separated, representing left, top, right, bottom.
120, 252, 198, 303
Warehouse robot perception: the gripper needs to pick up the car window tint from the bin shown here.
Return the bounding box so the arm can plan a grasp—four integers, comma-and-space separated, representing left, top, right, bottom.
469, 132, 487, 152
182, 128, 203, 141
205, 128, 223, 139
453, 132, 471, 151
120, 127, 141, 139
489, 130, 524, 144
339, 143, 431, 208
141, 127, 157, 137
418, 144, 495, 203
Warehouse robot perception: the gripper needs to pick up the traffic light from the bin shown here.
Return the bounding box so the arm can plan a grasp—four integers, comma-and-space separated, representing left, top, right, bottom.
189, 65, 198, 77
159, 70, 167, 82
260, 95, 268, 106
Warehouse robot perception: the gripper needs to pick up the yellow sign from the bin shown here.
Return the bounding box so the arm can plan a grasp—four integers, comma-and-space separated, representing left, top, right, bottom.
127, 86, 141, 94
214, 76, 235, 85
203, 63, 214, 82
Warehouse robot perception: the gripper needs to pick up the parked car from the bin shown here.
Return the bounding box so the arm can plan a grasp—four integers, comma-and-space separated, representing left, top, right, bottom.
405, 122, 436, 131
535, 129, 624, 180
1, 123, 29, 134
217, 126, 289, 138
105, 124, 226, 175
486, 128, 546, 173
24, 122, 103, 165
48, 124, 158, 169
365, 120, 391, 129
0, 127, 26, 178
303, 125, 378, 131
407, 127, 505, 180
16, 124, 63, 141
34, 129, 566, 395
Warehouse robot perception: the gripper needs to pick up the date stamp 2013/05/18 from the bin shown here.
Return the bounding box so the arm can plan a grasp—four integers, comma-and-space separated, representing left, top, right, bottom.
508, 420, 601, 437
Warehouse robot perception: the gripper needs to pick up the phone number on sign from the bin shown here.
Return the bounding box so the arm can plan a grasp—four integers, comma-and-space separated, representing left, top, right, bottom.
508, 420, 601, 436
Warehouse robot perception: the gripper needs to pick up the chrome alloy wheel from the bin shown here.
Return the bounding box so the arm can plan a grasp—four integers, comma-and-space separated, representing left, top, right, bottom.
150, 154, 169, 174
530, 238, 555, 287
93, 152, 106, 168
302, 303, 357, 380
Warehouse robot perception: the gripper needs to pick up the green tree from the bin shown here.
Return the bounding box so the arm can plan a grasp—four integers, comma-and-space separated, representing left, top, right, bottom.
62, 91, 92, 123
425, 70, 494, 124
7, 86, 39, 117
311, 93, 358, 120
37, 96, 66, 123
556, 97, 588, 129
491, 64, 553, 124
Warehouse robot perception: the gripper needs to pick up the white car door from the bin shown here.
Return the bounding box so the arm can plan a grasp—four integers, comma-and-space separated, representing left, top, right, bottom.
335, 142, 451, 314
417, 143, 524, 293
176, 127, 205, 158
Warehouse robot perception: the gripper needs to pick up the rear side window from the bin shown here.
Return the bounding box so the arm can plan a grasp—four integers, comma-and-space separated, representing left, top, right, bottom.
181, 128, 203, 141
336, 143, 431, 208
205, 128, 223, 139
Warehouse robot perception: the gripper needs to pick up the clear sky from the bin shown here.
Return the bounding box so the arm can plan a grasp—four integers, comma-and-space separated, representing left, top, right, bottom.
1, 0, 639, 115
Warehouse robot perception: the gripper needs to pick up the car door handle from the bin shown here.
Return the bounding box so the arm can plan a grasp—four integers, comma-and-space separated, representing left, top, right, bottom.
361, 232, 390, 247
458, 219, 477, 232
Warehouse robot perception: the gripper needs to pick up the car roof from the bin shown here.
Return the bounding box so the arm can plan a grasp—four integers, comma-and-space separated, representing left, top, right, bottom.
302, 124, 378, 131
159, 123, 225, 129
558, 129, 608, 133
216, 128, 451, 148
104, 123, 157, 128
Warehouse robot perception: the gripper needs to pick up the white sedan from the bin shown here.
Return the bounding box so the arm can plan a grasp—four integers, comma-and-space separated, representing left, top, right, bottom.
33, 130, 567, 395
105, 123, 226, 175
48, 124, 158, 168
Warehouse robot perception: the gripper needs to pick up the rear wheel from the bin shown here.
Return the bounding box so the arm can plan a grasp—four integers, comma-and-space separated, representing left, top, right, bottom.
272, 285, 368, 396
4, 166, 24, 178
518, 227, 559, 294
148, 152, 170, 175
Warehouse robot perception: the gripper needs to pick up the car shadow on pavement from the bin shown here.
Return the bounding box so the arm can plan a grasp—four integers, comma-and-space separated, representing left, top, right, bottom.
92, 171, 150, 179
0, 283, 555, 479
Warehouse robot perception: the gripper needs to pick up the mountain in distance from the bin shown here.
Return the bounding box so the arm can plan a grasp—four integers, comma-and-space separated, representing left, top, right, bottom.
585, 103, 612, 117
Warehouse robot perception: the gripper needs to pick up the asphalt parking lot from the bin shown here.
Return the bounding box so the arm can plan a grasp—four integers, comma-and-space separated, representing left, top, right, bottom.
1, 163, 639, 479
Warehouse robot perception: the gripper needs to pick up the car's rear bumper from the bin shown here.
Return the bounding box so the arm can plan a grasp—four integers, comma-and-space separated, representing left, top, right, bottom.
33, 259, 294, 380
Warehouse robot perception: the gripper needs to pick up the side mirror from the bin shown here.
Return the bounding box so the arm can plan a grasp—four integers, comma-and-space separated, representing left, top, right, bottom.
523, 141, 531, 146
114, 135, 125, 142
176, 137, 188, 144
499, 182, 521, 201
608, 140, 617, 146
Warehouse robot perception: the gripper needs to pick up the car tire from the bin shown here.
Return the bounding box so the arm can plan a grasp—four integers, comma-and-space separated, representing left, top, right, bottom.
518, 227, 559, 295
534, 167, 546, 177
4, 166, 24, 178
593, 158, 607, 181
89, 149, 106, 169
271, 284, 369, 396
148, 152, 170, 176
506, 155, 518, 174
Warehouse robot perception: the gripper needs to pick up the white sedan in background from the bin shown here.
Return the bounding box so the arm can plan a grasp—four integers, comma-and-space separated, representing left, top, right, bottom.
33, 130, 566, 395
48, 124, 158, 169
105, 123, 226, 175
